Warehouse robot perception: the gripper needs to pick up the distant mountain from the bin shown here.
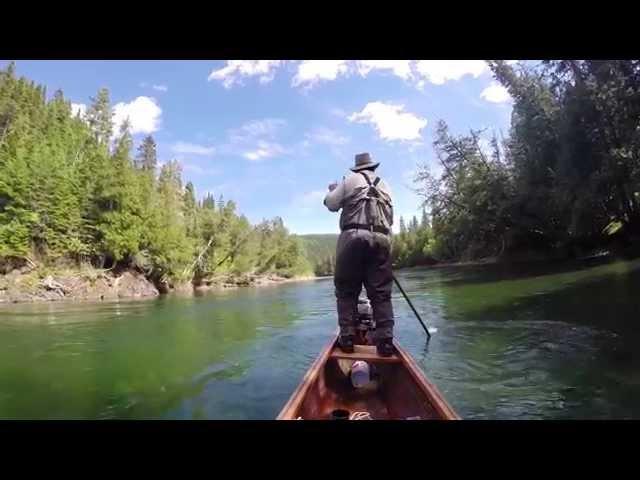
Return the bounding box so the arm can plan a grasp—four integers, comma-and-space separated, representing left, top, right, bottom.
296, 234, 338, 276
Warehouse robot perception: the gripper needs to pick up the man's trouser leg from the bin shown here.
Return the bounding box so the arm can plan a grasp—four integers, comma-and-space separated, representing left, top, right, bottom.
363, 232, 394, 343
334, 231, 365, 338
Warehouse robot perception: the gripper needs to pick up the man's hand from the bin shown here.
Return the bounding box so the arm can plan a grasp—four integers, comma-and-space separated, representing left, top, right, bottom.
328, 182, 338, 192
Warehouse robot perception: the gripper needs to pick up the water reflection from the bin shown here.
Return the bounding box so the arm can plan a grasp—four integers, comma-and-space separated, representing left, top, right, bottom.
1, 259, 640, 419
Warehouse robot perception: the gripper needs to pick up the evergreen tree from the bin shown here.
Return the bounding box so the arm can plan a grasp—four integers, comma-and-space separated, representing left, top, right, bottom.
0, 63, 320, 281
85, 88, 113, 146
202, 192, 216, 210
183, 181, 199, 240
399, 216, 407, 236
136, 135, 157, 172
410, 216, 419, 233
95, 119, 144, 263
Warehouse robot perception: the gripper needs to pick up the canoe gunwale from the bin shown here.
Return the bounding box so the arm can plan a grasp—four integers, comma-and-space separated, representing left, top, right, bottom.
276, 335, 336, 420
277, 333, 460, 420
392, 339, 460, 420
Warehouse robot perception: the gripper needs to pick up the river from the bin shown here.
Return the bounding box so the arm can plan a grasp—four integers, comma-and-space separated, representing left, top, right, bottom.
1, 256, 639, 419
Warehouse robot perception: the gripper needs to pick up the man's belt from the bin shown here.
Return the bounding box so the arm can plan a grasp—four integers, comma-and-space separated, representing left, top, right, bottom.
342, 223, 390, 235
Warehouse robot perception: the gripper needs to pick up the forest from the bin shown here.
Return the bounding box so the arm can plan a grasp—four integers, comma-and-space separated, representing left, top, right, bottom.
0, 62, 311, 289
3, 60, 640, 285
395, 60, 640, 266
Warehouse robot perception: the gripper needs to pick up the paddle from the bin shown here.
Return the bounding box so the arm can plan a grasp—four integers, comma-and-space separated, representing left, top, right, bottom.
392, 274, 435, 339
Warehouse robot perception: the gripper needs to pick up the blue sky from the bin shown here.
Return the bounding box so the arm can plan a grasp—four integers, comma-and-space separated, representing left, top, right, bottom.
1, 60, 516, 234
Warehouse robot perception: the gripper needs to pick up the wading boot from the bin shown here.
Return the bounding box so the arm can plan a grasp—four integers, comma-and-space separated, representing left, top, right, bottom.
376, 338, 395, 357
338, 335, 355, 353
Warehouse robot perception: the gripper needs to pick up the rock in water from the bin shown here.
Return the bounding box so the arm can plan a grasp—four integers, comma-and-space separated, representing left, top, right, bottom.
115, 272, 159, 298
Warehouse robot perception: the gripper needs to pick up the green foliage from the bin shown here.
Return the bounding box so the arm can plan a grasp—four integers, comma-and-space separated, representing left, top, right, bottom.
297, 234, 338, 275
392, 213, 437, 267
85, 87, 113, 146
136, 135, 157, 171
405, 60, 640, 265
413, 121, 513, 261
0, 63, 311, 283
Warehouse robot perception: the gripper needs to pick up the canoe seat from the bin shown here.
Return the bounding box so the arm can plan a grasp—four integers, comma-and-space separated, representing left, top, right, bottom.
330, 344, 401, 363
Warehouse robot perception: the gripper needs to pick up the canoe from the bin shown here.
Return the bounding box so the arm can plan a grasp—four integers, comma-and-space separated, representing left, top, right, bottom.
277, 332, 460, 420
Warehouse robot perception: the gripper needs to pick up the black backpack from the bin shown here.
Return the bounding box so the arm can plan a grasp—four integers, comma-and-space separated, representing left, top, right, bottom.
353, 172, 393, 230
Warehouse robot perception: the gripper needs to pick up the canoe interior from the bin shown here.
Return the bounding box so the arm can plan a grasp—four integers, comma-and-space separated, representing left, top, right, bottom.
277, 336, 459, 420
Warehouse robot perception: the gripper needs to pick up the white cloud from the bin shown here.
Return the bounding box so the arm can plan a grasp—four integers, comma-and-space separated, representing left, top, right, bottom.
292, 60, 350, 89
205, 60, 497, 92
348, 102, 427, 142
295, 60, 490, 90
221, 118, 289, 161
171, 142, 215, 155
481, 82, 512, 103
243, 140, 287, 161
113, 96, 162, 135
330, 107, 347, 118
71, 103, 86, 118
182, 163, 220, 175
152, 84, 168, 92
356, 60, 413, 80
230, 118, 286, 141
413, 60, 488, 86
208, 60, 284, 88
305, 127, 349, 146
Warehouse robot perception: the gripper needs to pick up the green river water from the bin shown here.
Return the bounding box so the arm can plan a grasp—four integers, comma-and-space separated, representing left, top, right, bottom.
1, 256, 639, 419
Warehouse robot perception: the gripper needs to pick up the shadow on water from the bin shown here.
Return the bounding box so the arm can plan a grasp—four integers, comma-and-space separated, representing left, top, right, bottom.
401, 254, 629, 289
395, 257, 640, 419
0, 287, 304, 419
2, 259, 639, 419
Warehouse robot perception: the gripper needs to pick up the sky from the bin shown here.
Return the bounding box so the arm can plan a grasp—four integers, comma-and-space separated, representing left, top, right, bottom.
1, 60, 517, 234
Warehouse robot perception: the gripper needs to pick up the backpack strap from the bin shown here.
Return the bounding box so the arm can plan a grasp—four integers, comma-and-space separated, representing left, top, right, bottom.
358, 171, 381, 187
358, 171, 372, 186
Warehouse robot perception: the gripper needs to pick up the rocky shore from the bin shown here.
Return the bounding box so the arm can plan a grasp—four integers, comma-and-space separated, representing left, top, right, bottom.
0, 267, 317, 304
194, 273, 317, 292
0, 266, 159, 304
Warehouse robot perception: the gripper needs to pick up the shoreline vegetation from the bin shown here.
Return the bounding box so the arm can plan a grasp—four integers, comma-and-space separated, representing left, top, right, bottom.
0, 62, 313, 305
3, 61, 640, 304
388, 61, 640, 270
0, 263, 320, 304
2, 249, 630, 305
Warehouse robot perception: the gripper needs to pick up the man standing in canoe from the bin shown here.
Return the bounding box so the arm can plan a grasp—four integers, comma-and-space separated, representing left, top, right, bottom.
323, 153, 395, 357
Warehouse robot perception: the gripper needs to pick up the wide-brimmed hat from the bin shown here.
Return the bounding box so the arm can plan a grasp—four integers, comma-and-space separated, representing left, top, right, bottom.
350, 152, 380, 172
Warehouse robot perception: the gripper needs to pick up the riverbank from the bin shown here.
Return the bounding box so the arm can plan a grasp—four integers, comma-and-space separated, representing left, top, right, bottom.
395, 248, 625, 271
0, 265, 318, 305
0, 265, 160, 304
193, 273, 318, 292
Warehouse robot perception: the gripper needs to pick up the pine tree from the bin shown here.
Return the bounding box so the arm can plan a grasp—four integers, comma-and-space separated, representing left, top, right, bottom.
202, 192, 215, 210
0, 64, 313, 282
147, 160, 193, 281
85, 88, 113, 146
410, 216, 419, 233
94, 119, 144, 263
183, 181, 199, 240
6, 61, 16, 77
136, 135, 157, 172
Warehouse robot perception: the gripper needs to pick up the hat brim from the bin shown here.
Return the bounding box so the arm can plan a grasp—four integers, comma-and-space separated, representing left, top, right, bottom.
350, 161, 380, 172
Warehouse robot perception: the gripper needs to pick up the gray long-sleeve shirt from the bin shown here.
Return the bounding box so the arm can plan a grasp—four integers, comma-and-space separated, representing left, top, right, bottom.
324, 170, 393, 230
